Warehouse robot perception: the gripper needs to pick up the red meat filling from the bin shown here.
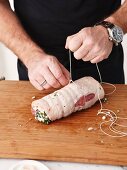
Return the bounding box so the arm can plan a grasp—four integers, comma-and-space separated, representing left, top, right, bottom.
75, 93, 95, 107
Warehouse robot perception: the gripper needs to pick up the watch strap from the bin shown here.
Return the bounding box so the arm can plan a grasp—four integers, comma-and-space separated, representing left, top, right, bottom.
95, 21, 114, 29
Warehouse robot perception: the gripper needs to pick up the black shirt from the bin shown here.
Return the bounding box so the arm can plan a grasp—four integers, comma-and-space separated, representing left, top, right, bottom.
14, 0, 125, 83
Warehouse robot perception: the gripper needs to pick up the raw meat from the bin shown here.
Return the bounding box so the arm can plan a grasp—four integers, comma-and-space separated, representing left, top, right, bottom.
31, 77, 104, 124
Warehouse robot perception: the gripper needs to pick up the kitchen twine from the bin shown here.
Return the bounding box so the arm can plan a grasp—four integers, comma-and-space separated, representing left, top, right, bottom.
69, 50, 127, 138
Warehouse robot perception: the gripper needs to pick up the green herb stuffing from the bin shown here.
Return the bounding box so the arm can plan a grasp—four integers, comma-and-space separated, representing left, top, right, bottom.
35, 110, 51, 124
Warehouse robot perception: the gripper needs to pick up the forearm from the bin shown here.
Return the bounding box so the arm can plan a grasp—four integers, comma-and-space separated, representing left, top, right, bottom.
0, 0, 44, 67
106, 0, 127, 34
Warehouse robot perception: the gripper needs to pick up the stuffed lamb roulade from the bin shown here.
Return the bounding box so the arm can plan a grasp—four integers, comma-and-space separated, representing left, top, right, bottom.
31, 77, 105, 124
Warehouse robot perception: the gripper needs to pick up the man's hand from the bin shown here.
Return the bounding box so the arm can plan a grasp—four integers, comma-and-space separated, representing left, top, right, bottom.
65, 26, 113, 63
26, 52, 70, 90
0, 1, 70, 90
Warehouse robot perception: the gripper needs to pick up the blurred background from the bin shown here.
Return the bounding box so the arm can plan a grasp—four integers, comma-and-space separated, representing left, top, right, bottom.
0, 0, 127, 82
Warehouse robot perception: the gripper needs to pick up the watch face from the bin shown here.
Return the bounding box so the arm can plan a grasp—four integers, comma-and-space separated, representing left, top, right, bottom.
112, 26, 124, 43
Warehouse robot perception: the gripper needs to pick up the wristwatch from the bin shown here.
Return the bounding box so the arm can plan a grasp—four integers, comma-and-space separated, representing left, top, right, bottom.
96, 21, 124, 46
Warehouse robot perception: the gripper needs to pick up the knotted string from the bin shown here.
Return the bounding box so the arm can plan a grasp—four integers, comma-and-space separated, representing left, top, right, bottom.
69, 50, 127, 137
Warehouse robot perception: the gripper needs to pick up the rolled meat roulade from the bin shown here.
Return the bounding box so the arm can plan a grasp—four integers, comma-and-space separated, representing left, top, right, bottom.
31, 77, 105, 124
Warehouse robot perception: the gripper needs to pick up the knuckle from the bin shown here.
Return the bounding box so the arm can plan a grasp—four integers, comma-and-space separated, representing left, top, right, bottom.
63, 79, 68, 86
80, 28, 87, 34
56, 72, 63, 80
69, 46, 75, 52
94, 44, 101, 52
104, 51, 108, 56
67, 36, 72, 42
48, 56, 54, 63
90, 59, 95, 63
79, 30, 86, 40
98, 57, 103, 62
105, 55, 109, 59
48, 57, 58, 67
102, 52, 107, 59
86, 38, 94, 46
50, 79, 57, 86
80, 27, 91, 36
74, 52, 81, 60
69, 41, 80, 52
54, 83, 61, 88
102, 54, 106, 59
83, 57, 89, 61
82, 58, 86, 61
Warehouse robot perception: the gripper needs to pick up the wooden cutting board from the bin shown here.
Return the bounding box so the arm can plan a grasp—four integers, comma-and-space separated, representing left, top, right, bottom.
0, 80, 127, 166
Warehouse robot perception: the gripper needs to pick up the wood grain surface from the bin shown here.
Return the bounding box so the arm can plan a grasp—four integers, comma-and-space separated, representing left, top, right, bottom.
0, 80, 127, 166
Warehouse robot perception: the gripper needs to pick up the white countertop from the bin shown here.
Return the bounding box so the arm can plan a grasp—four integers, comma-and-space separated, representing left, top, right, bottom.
0, 159, 126, 170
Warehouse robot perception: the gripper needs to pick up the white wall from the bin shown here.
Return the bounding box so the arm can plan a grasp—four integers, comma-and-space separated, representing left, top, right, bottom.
0, 0, 18, 80
0, 43, 18, 80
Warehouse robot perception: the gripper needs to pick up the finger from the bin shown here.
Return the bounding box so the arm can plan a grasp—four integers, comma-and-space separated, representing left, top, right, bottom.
49, 61, 69, 86
90, 54, 106, 63
66, 33, 82, 52
30, 79, 44, 91
65, 35, 75, 49
82, 55, 95, 62
74, 43, 90, 60
35, 74, 46, 85
42, 82, 52, 90
35, 74, 51, 90
82, 46, 103, 62
42, 67, 61, 88
59, 63, 70, 81
82, 52, 97, 62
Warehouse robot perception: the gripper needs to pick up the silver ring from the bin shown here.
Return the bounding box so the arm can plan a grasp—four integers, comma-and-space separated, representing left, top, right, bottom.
40, 80, 47, 87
